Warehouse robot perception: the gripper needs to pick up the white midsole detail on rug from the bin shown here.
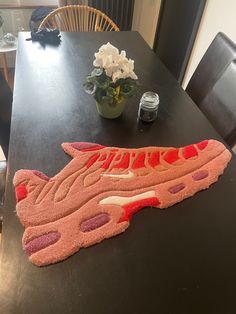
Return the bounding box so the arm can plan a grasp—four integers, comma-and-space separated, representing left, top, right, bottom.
99, 191, 156, 206
101, 170, 135, 179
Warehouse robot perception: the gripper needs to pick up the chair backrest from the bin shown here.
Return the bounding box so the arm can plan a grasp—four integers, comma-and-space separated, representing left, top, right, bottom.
186, 32, 236, 105
39, 5, 119, 32
200, 59, 236, 147
0, 72, 12, 159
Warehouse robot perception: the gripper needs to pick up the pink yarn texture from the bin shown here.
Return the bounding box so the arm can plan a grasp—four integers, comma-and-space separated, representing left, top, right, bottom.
13, 139, 231, 266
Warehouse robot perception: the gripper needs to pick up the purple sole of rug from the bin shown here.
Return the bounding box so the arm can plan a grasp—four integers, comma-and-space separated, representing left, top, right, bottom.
168, 183, 186, 194
24, 231, 61, 256
80, 213, 110, 232
192, 170, 209, 181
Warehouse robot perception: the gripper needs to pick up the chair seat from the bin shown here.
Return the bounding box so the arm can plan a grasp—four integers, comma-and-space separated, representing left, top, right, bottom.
186, 32, 236, 148
200, 60, 236, 147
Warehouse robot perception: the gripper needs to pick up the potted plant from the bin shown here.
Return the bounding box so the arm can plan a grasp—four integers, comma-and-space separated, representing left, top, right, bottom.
84, 42, 138, 119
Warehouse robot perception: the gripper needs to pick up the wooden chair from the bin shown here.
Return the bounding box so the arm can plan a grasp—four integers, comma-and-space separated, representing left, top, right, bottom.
199, 59, 236, 148
39, 5, 119, 32
186, 32, 236, 106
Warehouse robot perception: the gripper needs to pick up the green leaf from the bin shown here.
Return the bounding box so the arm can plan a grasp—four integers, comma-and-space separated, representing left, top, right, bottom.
91, 68, 103, 77
84, 82, 96, 95
84, 69, 139, 104
106, 87, 116, 97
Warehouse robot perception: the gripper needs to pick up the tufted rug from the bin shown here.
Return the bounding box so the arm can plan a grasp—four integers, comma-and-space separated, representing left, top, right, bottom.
13, 139, 231, 266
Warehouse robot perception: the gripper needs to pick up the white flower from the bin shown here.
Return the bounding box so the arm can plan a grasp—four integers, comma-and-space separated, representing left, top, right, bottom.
120, 50, 126, 58
93, 42, 119, 68
93, 42, 138, 83
112, 70, 123, 82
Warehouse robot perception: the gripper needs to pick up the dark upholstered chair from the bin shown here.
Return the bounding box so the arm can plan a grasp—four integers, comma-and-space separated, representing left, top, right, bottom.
0, 160, 4, 230
199, 60, 236, 147
0, 160, 6, 205
0, 72, 12, 207
186, 32, 236, 106
0, 71, 12, 159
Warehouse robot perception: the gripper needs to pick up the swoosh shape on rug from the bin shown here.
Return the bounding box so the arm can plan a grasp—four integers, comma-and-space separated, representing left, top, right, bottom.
101, 169, 135, 179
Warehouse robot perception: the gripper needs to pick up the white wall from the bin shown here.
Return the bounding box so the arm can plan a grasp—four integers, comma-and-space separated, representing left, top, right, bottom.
0, 8, 32, 34
132, 0, 161, 48
183, 0, 236, 88
0, 145, 6, 160
0, 8, 32, 67
0, 0, 57, 5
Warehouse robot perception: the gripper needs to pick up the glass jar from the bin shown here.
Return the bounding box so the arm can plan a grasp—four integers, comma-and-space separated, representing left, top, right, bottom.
138, 91, 159, 122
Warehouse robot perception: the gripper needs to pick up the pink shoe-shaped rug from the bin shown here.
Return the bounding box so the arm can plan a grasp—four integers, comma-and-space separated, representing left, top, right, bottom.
13, 139, 231, 266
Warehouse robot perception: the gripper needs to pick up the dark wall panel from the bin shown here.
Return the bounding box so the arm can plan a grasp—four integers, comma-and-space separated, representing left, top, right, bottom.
89, 0, 135, 31
154, 0, 206, 83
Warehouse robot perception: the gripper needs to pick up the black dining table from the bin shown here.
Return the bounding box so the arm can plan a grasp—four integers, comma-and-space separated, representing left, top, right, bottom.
1, 31, 236, 314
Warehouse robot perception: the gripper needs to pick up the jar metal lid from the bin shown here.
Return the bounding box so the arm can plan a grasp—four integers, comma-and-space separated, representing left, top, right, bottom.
140, 91, 159, 110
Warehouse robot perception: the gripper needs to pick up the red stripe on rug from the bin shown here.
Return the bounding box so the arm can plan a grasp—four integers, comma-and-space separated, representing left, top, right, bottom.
164, 149, 179, 164
183, 145, 198, 159
102, 153, 116, 169
119, 197, 160, 222
15, 185, 28, 203
113, 153, 130, 169
148, 151, 160, 167
132, 152, 146, 169
197, 140, 208, 151
86, 154, 100, 168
